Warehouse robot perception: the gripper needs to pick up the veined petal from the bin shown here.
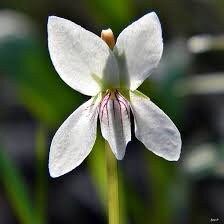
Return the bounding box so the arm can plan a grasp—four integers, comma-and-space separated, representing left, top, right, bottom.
114, 12, 163, 90
48, 16, 119, 96
49, 96, 100, 177
130, 91, 181, 161
100, 91, 131, 159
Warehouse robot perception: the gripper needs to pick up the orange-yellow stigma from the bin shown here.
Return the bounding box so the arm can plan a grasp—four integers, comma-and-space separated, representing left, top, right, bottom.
101, 28, 115, 49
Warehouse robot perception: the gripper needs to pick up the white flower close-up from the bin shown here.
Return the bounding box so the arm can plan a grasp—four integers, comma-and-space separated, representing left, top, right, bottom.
47, 12, 182, 178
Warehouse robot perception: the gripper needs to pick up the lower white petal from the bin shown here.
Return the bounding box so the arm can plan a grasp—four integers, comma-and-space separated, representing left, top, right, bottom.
100, 91, 131, 160
49, 96, 99, 177
130, 91, 181, 161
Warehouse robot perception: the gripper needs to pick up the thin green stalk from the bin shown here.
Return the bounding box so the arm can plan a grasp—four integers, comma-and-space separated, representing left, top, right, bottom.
105, 141, 119, 224
35, 124, 47, 224
0, 145, 36, 224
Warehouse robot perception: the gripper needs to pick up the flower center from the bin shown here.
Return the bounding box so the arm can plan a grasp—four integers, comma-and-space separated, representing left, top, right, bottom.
99, 90, 130, 125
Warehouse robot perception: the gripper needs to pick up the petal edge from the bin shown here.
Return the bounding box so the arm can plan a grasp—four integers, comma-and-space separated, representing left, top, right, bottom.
130, 91, 181, 161
48, 16, 119, 96
114, 12, 163, 90
49, 97, 99, 177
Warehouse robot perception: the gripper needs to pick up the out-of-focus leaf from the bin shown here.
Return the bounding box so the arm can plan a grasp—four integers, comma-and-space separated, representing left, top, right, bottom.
177, 72, 224, 95
188, 35, 224, 54
35, 125, 48, 224
0, 37, 82, 128
0, 145, 36, 224
183, 143, 224, 179
0, 10, 34, 39
87, 133, 107, 205
85, 0, 134, 32
144, 151, 177, 224
121, 174, 149, 223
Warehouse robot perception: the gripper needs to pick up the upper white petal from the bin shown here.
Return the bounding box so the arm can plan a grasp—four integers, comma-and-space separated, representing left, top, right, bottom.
100, 91, 131, 159
48, 16, 119, 96
49, 96, 99, 177
130, 91, 181, 161
114, 12, 163, 90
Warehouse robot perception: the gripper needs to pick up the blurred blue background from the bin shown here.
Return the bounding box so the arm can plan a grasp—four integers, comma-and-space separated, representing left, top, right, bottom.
1, 0, 224, 223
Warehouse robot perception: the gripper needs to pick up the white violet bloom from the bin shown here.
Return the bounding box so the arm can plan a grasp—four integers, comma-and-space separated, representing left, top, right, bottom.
48, 12, 182, 178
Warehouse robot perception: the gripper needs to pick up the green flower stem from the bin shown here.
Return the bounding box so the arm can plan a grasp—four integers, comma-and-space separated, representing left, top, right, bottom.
105, 141, 119, 224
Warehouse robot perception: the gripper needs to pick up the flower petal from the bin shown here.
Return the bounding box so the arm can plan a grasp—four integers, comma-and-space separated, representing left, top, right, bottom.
100, 91, 131, 159
130, 91, 181, 161
114, 12, 163, 90
48, 16, 119, 96
49, 97, 99, 177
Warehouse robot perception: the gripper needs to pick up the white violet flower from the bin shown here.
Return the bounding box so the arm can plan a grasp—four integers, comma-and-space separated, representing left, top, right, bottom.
48, 12, 181, 178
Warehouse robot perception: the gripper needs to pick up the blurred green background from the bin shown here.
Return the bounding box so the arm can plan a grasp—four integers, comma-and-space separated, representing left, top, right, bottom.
1, 0, 224, 223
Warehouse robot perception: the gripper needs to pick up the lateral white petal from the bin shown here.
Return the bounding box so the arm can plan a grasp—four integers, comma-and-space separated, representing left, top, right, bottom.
49, 97, 99, 177
100, 92, 131, 160
48, 16, 119, 96
114, 12, 163, 90
130, 91, 181, 161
